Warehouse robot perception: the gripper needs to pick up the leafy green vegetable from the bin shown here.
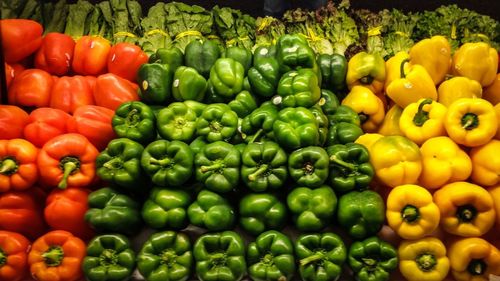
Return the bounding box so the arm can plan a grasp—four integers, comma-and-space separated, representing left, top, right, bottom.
352, 8, 390, 57
383, 9, 419, 58
212, 5, 256, 50
44, 0, 69, 34
64, 0, 94, 39
137, 2, 170, 55
254, 16, 286, 48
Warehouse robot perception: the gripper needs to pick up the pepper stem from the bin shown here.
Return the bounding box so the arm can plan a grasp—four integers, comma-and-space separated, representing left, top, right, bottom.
249, 129, 264, 144
58, 158, 79, 189
248, 164, 269, 181
412, 99, 433, 127
149, 157, 172, 166
126, 109, 139, 127
42, 246, 64, 267
360, 75, 374, 85
330, 156, 356, 171
103, 157, 123, 170
467, 259, 487, 276
0, 249, 6, 266
457, 205, 477, 223
402, 205, 420, 223
300, 252, 324, 266
400, 59, 410, 78
416, 253, 437, 272
358, 113, 369, 124
200, 163, 223, 173
461, 113, 479, 130
0, 158, 17, 175
99, 249, 118, 266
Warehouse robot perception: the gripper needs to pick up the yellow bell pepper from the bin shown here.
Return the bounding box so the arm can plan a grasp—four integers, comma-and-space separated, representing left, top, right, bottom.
398, 237, 450, 281
489, 185, 500, 231
369, 136, 422, 188
399, 99, 447, 145
470, 139, 500, 187
342, 86, 385, 133
437, 76, 483, 107
495, 103, 500, 140
452, 42, 499, 87
482, 73, 500, 105
386, 59, 438, 108
377, 104, 403, 136
448, 237, 500, 281
355, 133, 383, 151
346, 51, 386, 93
444, 98, 498, 147
418, 136, 472, 190
386, 184, 440, 239
409, 36, 452, 85
384, 51, 410, 92
433, 181, 496, 237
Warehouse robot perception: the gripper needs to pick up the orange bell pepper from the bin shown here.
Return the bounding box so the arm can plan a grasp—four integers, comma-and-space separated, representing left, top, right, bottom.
72, 36, 111, 76
107, 42, 149, 82
483, 73, 500, 105
23, 108, 71, 148
28, 230, 86, 281
0, 139, 38, 192
49, 76, 95, 114
0, 231, 30, 281
34, 32, 75, 76
8, 69, 54, 108
37, 133, 98, 189
67, 105, 116, 151
93, 73, 140, 111
0, 105, 28, 140
4, 63, 14, 88
448, 237, 500, 281
0, 19, 43, 64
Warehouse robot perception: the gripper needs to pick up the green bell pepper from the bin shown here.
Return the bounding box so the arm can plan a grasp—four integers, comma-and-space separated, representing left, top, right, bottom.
327, 143, 374, 194
253, 45, 276, 65
112, 101, 156, 144
241, 141, 288, 192
287, 185, 337, 232
209, 58, 245, 99
189, 136, 207, 155
142, 187, 191, 230
310, 105, 329, 146
275, 69, 321, 108
247, 57, 280, 98
85, 187, 142, 235
247, 230, 295, 281
141, 140, 194, 187
193, 231, 247, 281
239, 193, 287, 236
157, 102, 198, 142
240, 103, 279, 143
223, 46, 252, 74
326, 122, 364, 146
318, 89, 340, 116
295, 233, 347, 281
203, 81, 228, 104
195, 103, 238, 142
138, 63, 173, 105
273, 107, 319, 151
83, 234, 136, 281
288, 146, 329, 188
337, 190, 385, 240
188, 189, 235, 231
194, 141, 240, 193
183, 100, 206, 117
276, 34, 317, 74
172, 66, 207, 102
317, 53, 348, 92
185, 39, 221, 78
327, 105, 361, 127
95, 138, 145, 191
228, 90, 258, 118
348, 237, 398, 281
137, 231, 193, 281
150, 47, 184, 72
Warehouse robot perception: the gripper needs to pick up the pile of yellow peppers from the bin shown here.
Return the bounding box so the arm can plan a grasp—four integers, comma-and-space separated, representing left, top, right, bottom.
342, 36, 500, 281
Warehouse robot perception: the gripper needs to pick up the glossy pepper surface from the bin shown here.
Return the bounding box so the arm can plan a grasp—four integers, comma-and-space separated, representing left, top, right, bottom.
348, 237, 398, 281
346, 51, 386, 94
142, 187, 191, 230
490, 185, 500, 230
67, 105, 117, 151
209, 58, 245, 99
0, 19, 43, 63
470, 139, 500, 187
0, 231, 30, 281
112, 101, 156, 144
150, 47, 184, 71
223, 46, 252, 74
342, 86, 385, 133
326, 106, 363, 145
8, 69, 53, 108
276, 68, 321, 108
172, 66, 207, 102
399, 99, 447, 145
196, 103, 239, 143
0, 139, 38, 192
247, 56, 280, 98
288, 146, 329, 188
50, 75, 95, 114
318, 89, 340, 116
310, 105, 329, 146
398, 237, 450, 281
317, 53, 348, 92
138, 63, 173, 105
483, 73, 500, 105
185, 39, 221, 78
452, 42, 498, 87
24, 108, 70, 148
93, 73, 140, 111
107, 42, 148, 82
377, 104, 403, 137
157, 102, 197, 142
228, 90, 258, 118
448, 237, 500, 281
272, 107, 319, 151
188, 189, 235, 231
384, 51, 411, 92
72, 36, 111, 75
409, 35, 452, 85
34, 32, 75, 76
437, 76, 483, 107
0, 105, 28, 140
240, 103, 279, 143
239, 193, 287, 236
276, 34, 317, 74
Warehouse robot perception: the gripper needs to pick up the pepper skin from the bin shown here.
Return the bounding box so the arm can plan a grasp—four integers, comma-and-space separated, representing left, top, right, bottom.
355, 133, 383, 151
49, 75, 95, 114
228, 90, 258, 118
8, 69, 54, 108
240, 103, 279, 144
107, 42, 148, 82
398, 237, 450, 281
288, 146, 329, 188
67, 105, 116, 151
209, 58, 245, 99
310, 105, 330, 146
138, 63, 173, 105
399, 99, 447, 145
437, 77, 483, 107
346, 51, 386, 94
317, 53, 348, 92
452, 42, 498, 87
0, 105, 28, 140
223, 46, 252, 74
150, 47, 184, 71
93, 73, 140, 111
141, 187, 191, 230
348, 237, 398, 281
276, 68, 321, 108
72, 36, 111, 76
184, 39, 221, 78
195, 103, 239, 143
239, 193, 287, 236
272, 107, 320, 151
409, 36, 452, 85
342, 86, 385, 133
172, 66, 207, 102
35, 32, 75, 76
470, 139, 500, 187
112, 101, 156, 145
384, 51, 411, 92
0, 231, 30, 281
0, 19, 43, 64
275, 34, 318, 75
188, 189, 235, 231
248, 56, 280, 98
0, 139, 38, 192
377, 105, 403, 136
448, 237, 500, 281
482, 74, 500, 105
489, 185, 500, 230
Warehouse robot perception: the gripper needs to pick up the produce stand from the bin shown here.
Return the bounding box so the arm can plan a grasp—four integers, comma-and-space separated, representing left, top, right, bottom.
0, 1, 500, 281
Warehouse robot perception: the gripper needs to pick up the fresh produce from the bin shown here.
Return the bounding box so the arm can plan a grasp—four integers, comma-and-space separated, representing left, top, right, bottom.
141, 187, 191, 230
288, 146, 329, 188
470, 139, 500, 187
398, 237, 450, 281
408, 35, 452, 85
157, 102, 198, 142
49, 76, 95, 114
272, 107, 320, 150
0, 105, 29, 140
0, 19, 43, 63
346, 51, 386, 93
348, 237, 398, 281
72, 36, 111, 76
8, 69, 53, 108
452, 42, 498, 87
172, 66, 207, 102
34, 32, 75, 76
137, 63, 173, 105
239, 193, 287, 236
398, 99, 447, 145
437, 76, 483, 107
112, 101, 156, 144
188, 189, 235, 231
0, 231, 30, 281
287, 185, 337, 231
67, 105, 117, 151
0, 139, 39, 192
341, 85, 385, 133
107, 42, 149, 82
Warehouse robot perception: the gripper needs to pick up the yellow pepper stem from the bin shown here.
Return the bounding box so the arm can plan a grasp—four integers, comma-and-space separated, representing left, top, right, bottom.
457, 204, 477, 223
416, 253, 437, 272
412, 99, 433, 127
400, 59, 410, 78
467, 259, 487, 276
461, 113, 479, 130
402, 205, 420, 223
0, 158, 17, 175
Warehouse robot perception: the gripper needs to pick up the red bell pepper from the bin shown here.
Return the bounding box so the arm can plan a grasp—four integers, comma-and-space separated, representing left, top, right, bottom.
8, 69, 54, 108
23, 108, 71, 148
0, 105, 28, 140
0, 231, 30, 281
72, 36, 111, 76
0, 19, 43, 64
4, 63, 14, 88
67, 105, 116, 151
0, 139, 38, 192
107, 42, 148, 82
34, 33, 75, 76
93, 73, 139, 110
49, 75, 95, 114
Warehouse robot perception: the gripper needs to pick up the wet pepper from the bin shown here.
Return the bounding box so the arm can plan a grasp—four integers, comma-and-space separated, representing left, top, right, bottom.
399, 99, 447, 145
448, 237, 500, 281
188, 189, 235, 231
348, 237, 398, 281
346, 52, 386, 94
398, 237, 450, 281
452, 42, 499, 87
0, 139, 38, 192
0, 231, 30, 281
342, 86, 385, 133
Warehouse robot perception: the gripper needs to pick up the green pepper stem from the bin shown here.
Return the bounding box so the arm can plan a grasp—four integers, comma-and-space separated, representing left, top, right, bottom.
457, 205, 477, 223
42, 246, 64, 267
412, 99, 433, 127
358, 113, 369, 124
0, 249, 6, 266
416, 253, 437, 272
467, 259, 487, 276
0, 158, 17, 175
149, 158, 172, 166
400, 59, 410, 78
461, 113, 479, 130
249, 129, 264, 144
300, 253, 324, 266
200, 163, 223, 173
362, 258, 377, 267
58, 161, 78, 189
103, 158, 123, 170
330, 156, 356, 171
360, 75, 374, 85
99, 249, 118, 266
402, 205, 420, 223
126, 108, 140, 126
248, 164, 268, 181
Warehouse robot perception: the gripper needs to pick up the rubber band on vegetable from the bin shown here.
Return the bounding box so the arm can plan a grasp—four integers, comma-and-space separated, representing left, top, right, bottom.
207, 35, 220, 40
475, 33, 490, 40
145, 29, 169, 37
175, 30, 202, 40
368, 26, 382, 36
114, 31, 137, 38
451, 24, 457, 39
394, 31, 409, 37
258, 17, 272, 31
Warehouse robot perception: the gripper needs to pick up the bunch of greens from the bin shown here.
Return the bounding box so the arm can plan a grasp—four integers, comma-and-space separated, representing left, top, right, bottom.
137, 2, 170, 55
64, 0, 95, 39
383, 9, 419, 58
253, 16, 286, 49
351, 8, 390, 57
212, 5, 256, 51
108, 0, 142, 44
460, 9, 499, 50
318, 0, 359, 56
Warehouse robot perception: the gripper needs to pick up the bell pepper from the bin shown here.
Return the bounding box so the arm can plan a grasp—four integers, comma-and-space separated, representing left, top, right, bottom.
240, 103, 279, 143
355, 133, 384, 151
194, 141, 240, 193
149, 47, 184, 71
0, 19, 42, 64
288, 146, 329, 188
326, 105, 363, 145
72, 36, 111, 76
369, 136, 422, 188
44, 187, 93, 240
195, 103, 238, 143
273, 107, 319, 151
342, 86, 385, 133
495, 103, 500, 140
142, 187, 191, 230
209, 58, 245, 99
4, 63, 14, 88
0, 139, 38, 192
23, 108, 69, 148
318, 89, 340, 116
50, 76, 95, 114
184, 100, 207, 117
67, 105, 116, 151
253, 45, 277, 64
399, 99, 447, 145
346, 51, 386, 94
239, 193, 287, 236
0, 231, 30, 281
287, 185, 337, 232
276, 34, 318, 76
141, 140, 194, 187
185, 39, 221, 78
448, 237, 500, 281
0, 105, 28, 140
93, 73, 140, 111
310, 105, 329, 146
337, 190, 385, 240
137, 230, 193, 281
157, 102, 197, 142
398, 237, 450, 281
37, 133, 99, 189
34, 32, 75, 76
172, 66, 207, 102
247, 230, 295, 281
438, 76, 483, 107
489, 185, 500, 230
275, 68, 321, 108
327, 143, 374, 194
188, 189, 235, 231
483, 73, 500, 105
409, 36, 452, 85
247, 56, 280, 98
348, 237, 398, 281
107, 42, 148, 82
0, 189, 47, 239
8, 69, 53, 108
194, 231, 246, 281
434, 181, 496, 237
190, 137, 207, 155
384, 51, 411, 92
228, 90, 258, 118
419, 136, 472, 189
112, 101, 156, 145
138, 63, 173, 105
444, 98, 498, 147
377, 105, 403, 136
317, 53, 348, 92
452, 42, 499, 87
223, 46, 252, 74
470, 139, 500, 186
